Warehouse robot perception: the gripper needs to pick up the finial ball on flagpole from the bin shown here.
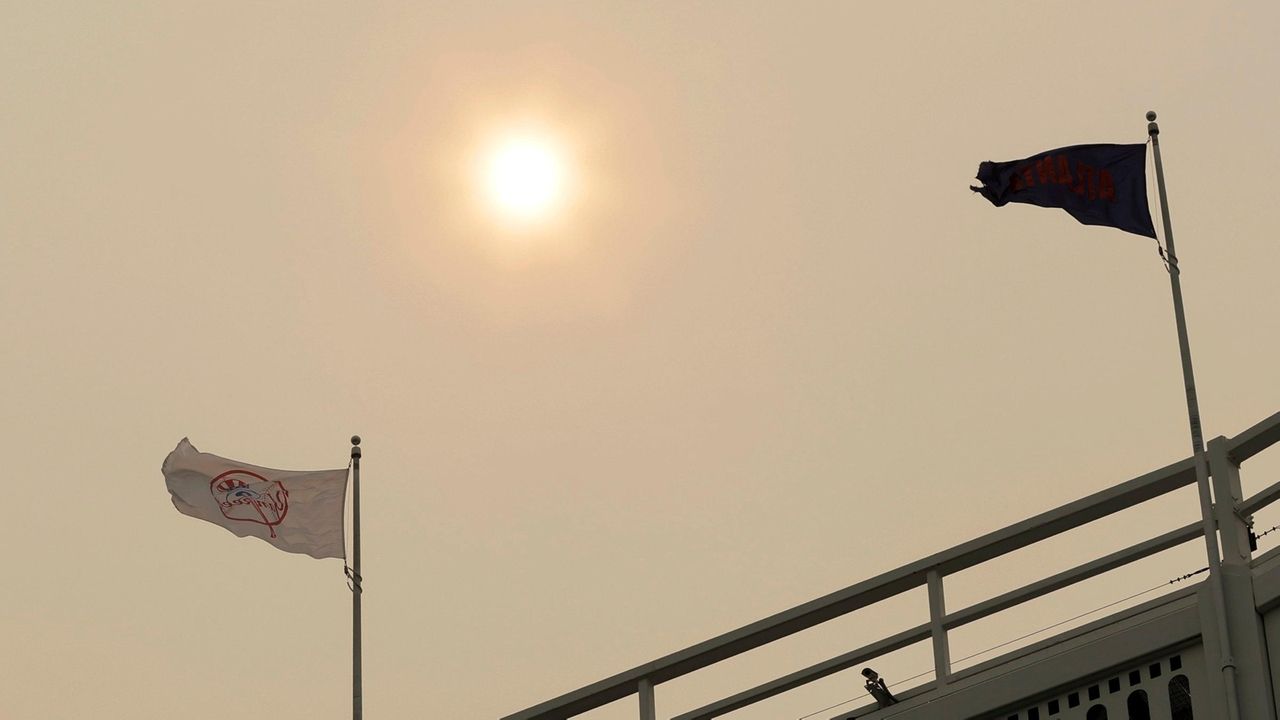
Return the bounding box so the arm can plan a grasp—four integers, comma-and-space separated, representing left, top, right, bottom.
351, 435, 361, 446
1146, 111, 1157, 121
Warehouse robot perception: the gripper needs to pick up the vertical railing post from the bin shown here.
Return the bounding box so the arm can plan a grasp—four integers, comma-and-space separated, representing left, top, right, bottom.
1209, 437, 1252, 565
639, 677, 656, 720
927, 569, 951, 688
1207, 436, 1277, 720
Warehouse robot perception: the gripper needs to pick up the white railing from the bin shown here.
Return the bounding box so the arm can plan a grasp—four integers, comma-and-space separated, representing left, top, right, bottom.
502, 411, 1280, 720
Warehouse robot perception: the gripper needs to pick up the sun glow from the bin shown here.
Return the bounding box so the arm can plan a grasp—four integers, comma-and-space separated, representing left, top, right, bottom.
482, 135, 567, 223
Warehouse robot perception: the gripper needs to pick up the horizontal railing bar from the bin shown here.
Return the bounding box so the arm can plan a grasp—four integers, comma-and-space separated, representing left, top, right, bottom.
1227, 411, 1280, 464
502, 455, 1198, 720
671, 624, 932, 720
672, 520, 1202, 720
927, 456, 1198, 577
943, 520, 1203, 630
1239, 477, 1280, 518
500, 576, 924, 720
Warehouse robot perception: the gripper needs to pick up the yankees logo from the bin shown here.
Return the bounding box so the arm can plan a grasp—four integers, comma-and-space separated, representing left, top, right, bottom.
210, 469, 290, 538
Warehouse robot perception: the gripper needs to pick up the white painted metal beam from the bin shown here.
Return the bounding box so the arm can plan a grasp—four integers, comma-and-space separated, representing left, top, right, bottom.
1227, 412, 1280, 465
503, 412, 1280, 720
502, 458, 1201, 720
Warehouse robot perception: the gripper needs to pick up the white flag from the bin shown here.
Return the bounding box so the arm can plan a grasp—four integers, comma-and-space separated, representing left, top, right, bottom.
163, 439, 348, 559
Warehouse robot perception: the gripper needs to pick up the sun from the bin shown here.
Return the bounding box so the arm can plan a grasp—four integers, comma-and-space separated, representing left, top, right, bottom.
482, 135, 567, 223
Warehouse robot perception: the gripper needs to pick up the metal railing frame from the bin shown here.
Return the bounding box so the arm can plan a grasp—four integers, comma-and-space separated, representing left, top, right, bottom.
502, 411, 1280, 720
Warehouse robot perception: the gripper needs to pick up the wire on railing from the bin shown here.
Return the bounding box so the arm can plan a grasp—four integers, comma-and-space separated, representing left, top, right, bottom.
1254, 522, 1280, 542
795, 567, 1208, 720
1243, 513, 1280, 552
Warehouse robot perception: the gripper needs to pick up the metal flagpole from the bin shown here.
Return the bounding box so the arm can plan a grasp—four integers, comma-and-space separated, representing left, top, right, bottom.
351, 435, 363, 720
1146, 111, 1241, 720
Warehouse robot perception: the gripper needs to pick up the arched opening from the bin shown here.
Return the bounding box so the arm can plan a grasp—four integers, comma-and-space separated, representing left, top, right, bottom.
1169, 674, 1192, 720
1087, 705, 1108, 719
1127, 689, 1150, 720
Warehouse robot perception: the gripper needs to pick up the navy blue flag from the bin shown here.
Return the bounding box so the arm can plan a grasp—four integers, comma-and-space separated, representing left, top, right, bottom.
971, 143, 1156, 239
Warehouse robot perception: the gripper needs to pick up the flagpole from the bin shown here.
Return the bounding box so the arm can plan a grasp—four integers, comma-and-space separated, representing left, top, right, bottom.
1147, 111, 1241, 720
351, 435, 363, 720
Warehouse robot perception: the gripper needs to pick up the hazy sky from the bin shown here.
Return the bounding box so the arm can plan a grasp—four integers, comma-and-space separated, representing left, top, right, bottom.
4, 3, 1280, 719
